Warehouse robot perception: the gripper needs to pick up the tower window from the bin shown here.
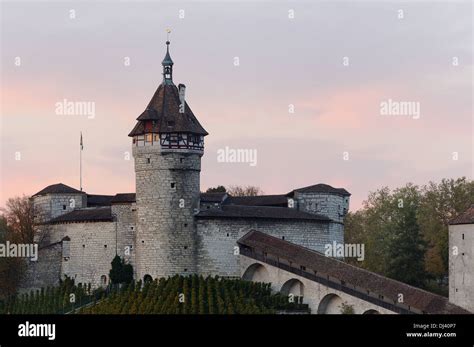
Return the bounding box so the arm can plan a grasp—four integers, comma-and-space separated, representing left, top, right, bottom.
62, 205, 67, 210
184, 223, 188, 227
171, 182, 176, 189
184, 246, 188, 250
462, 233, 464, 240
180, 158, 184, 163
282, 236, 285, 240
147, 158, 151, 164
184, 268, 188, 272
104, 245, 107, 248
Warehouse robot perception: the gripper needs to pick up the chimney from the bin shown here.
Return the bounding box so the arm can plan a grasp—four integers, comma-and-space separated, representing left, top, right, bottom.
178, 84, 186, 106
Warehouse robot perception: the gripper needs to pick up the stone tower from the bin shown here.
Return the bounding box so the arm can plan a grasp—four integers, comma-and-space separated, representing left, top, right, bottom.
448, 205, 474, 312
129, 40, 208, 281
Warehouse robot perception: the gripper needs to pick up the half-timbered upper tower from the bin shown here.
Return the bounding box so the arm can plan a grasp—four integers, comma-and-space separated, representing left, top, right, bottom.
129, 40, 208, 280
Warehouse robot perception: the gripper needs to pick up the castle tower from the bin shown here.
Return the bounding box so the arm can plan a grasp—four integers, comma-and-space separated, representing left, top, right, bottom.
129, 40, 208, 281
449, 205, 474, 312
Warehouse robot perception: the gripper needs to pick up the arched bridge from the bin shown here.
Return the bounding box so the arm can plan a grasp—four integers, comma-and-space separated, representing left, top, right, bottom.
238, 230, 466, 314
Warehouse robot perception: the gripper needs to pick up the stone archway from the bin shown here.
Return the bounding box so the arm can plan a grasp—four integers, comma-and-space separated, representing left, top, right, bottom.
318, 293, 344, 314
280, 278, 305, 297
242, 263, 270, 283
143, 274, 153, 283
363, 309, 380, 314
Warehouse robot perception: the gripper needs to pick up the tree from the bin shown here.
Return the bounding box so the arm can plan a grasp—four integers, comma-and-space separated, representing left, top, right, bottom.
109, 255, 133, 285
1, 196, 35, 244
227, 185, 263, 197
205, 186, 227, 193
344, 178, 473, 294
385, 188, 428, 287
418, 178, 474, 280
0, 216, 26, 299
340, 302, 355, 314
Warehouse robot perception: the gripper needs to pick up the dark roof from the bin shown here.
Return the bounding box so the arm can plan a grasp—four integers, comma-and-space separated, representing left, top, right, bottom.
128, 83, 208, 136
450, 205, 474, 225
224, 195, 288, 207
86, 194, 114, 207
238, 231, 469, 314
196, 205, 330, 222
33, 183, 85, 197
47, 207, 112, 224
111, 193, 136, 204
200, 192, 228, 203
289, 183, 350, 197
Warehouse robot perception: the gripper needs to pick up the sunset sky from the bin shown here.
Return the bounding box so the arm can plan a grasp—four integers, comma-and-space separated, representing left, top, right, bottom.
1, 1, 472, 210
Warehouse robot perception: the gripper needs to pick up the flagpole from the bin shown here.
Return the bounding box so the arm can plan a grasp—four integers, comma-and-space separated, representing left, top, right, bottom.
80, 132, 83, 191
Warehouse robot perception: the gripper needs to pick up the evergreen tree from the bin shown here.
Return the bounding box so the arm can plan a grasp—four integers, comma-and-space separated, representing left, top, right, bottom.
386, 205, 428, 287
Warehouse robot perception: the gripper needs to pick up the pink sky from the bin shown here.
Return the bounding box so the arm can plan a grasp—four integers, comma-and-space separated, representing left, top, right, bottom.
1, 1, 472, 210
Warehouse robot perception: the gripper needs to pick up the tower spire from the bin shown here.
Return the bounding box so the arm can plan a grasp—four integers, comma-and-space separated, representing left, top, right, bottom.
162, 29, 174, 84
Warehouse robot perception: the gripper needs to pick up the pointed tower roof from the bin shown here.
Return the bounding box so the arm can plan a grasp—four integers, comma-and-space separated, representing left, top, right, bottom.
128, 40, 208, 137
162, 40, 174, 66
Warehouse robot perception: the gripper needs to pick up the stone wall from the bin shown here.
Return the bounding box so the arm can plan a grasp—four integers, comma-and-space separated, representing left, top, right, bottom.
196, 218, 340, 277
112, 203, 137, 270
19, 242, 63, 292
449, 223, 474, 312
25, 221, 118, 288
59, 221, 117, 288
